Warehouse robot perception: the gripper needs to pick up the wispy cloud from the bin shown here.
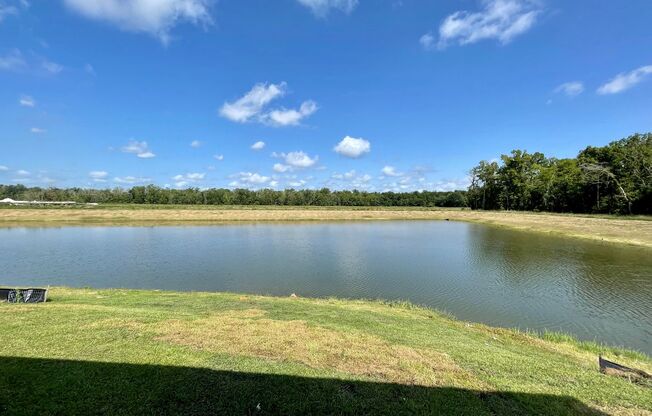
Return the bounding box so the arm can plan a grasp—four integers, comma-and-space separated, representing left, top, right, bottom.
296, 0, 358, 17
121, 140, 156, 158
334, 136, 371, 158
0, 165, 8, 171
42, 59, 63, 74
219, 82, 317, 126
0, 3, 17, 22
30, 127, 46, 134
190, 140, 202, 148
220, 83, 285, 123
19, 95, 35, 107
554, 81, 584, 97
419, 33, 435, 50
89, 170, 109, 182
63, 0, 212, 44
0, 49, 26, 71
597, 65, 652, 95
434, 0, 541, 49
114, 176, 151, 184
213, 154, 224, 161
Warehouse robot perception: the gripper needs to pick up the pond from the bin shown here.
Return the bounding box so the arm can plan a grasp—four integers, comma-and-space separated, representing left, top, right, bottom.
1, 221, 650, 354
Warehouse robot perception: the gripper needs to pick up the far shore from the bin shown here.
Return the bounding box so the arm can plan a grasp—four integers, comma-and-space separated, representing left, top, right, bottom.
1, 205, 651, 248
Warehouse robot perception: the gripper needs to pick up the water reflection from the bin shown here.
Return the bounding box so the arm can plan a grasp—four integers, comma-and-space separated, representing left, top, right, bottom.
0, 222, 650, 353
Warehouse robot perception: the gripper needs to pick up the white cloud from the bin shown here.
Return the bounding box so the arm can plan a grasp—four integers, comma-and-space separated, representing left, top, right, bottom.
114, 176, 151, 184
288, 179, 307, 188
121, 140, 156, 158
597, 65, 652, 95
436, 0, 541, 49
273, 163, 292, 173
265, 100, 317, 126
190, 140, 202, 148
172, 172, 205, 187
89, 170, 109, 182
230, 172, 271, 187
42, 60, 63, 74
554, 81, 584, 97
381, 166, 401, 177
333, 135, 370, 158
220, 82, 286, 123
16, 169, 30, 176
0, 49, 26, 71
63, 0, 212, 44
219, 82, 317, 126
297, 0, 358, 17
419, 33, 435, 50
19, 95, 35, 107
251, 141, 265, 151
0, 165, 8, 171
85, 63, 96, 75
30, 127, 46, 134
213, 154, 224, 161
275, 151, 318, 168
0, 4, 17, 22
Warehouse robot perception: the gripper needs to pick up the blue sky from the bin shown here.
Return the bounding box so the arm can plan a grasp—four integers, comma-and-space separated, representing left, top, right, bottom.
0, 0, 650, 191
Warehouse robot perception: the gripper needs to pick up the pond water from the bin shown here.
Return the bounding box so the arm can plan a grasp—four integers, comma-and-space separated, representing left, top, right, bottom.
1, 221, 650, 354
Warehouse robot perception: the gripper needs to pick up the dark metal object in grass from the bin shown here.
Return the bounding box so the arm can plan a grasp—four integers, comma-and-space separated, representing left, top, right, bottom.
599, 356, 651, 386
0, 288, 48, 303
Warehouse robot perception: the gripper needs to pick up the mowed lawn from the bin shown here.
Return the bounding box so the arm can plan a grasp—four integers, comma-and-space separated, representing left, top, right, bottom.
0, 288, 650, 415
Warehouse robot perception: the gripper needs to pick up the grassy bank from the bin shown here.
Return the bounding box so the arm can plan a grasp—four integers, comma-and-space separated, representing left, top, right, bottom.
1, 205, 652, 248
0, 288, 650, 415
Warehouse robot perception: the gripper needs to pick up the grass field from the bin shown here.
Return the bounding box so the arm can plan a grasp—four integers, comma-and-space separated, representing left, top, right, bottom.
1, 205, 651, 248
0, 288, 649, 415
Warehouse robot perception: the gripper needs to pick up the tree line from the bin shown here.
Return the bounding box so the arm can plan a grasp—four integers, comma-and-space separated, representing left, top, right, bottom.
467, 133, 651, 214
0, 185, 468, 208
1, 133, 649, 213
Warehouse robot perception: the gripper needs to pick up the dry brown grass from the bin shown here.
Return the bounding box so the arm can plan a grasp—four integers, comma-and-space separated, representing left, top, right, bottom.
1, 207, 651, 247
93, 308, 482, 388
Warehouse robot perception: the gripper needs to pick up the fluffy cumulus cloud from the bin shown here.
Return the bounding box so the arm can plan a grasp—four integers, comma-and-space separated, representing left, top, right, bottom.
89, 170, 109, 182
265, 100, 318, 126
19, 95, 35, 107
554, 81, 584, 97
381, 165, 402, 177
333, 136, 370, 158
251, 140, 265, 151
597, 65, 652, 95
172, 172, 205, 187
435, 0, 541, 49
219, 82, 317, 126
229, 172, 271, 188
329, 170, 373, 190
273, 151, 318, 171
213, 154, 224, 161
121, 140, 155, 158
63, 0, 212, 44
296, 0, 358, 17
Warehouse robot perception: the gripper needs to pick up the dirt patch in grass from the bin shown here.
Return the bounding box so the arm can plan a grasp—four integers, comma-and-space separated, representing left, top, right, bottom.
150, 309, 481, 388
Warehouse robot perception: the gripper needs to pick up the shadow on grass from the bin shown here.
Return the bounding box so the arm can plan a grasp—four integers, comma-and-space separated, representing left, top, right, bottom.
0, 356, 605, 415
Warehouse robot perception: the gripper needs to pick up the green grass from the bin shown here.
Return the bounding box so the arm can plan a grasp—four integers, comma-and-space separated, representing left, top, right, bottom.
0, 288, 649, 415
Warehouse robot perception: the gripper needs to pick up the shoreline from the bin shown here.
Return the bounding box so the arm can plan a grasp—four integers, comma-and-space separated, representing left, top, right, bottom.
1, 286, 650, 414
1, 206, 651, 248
